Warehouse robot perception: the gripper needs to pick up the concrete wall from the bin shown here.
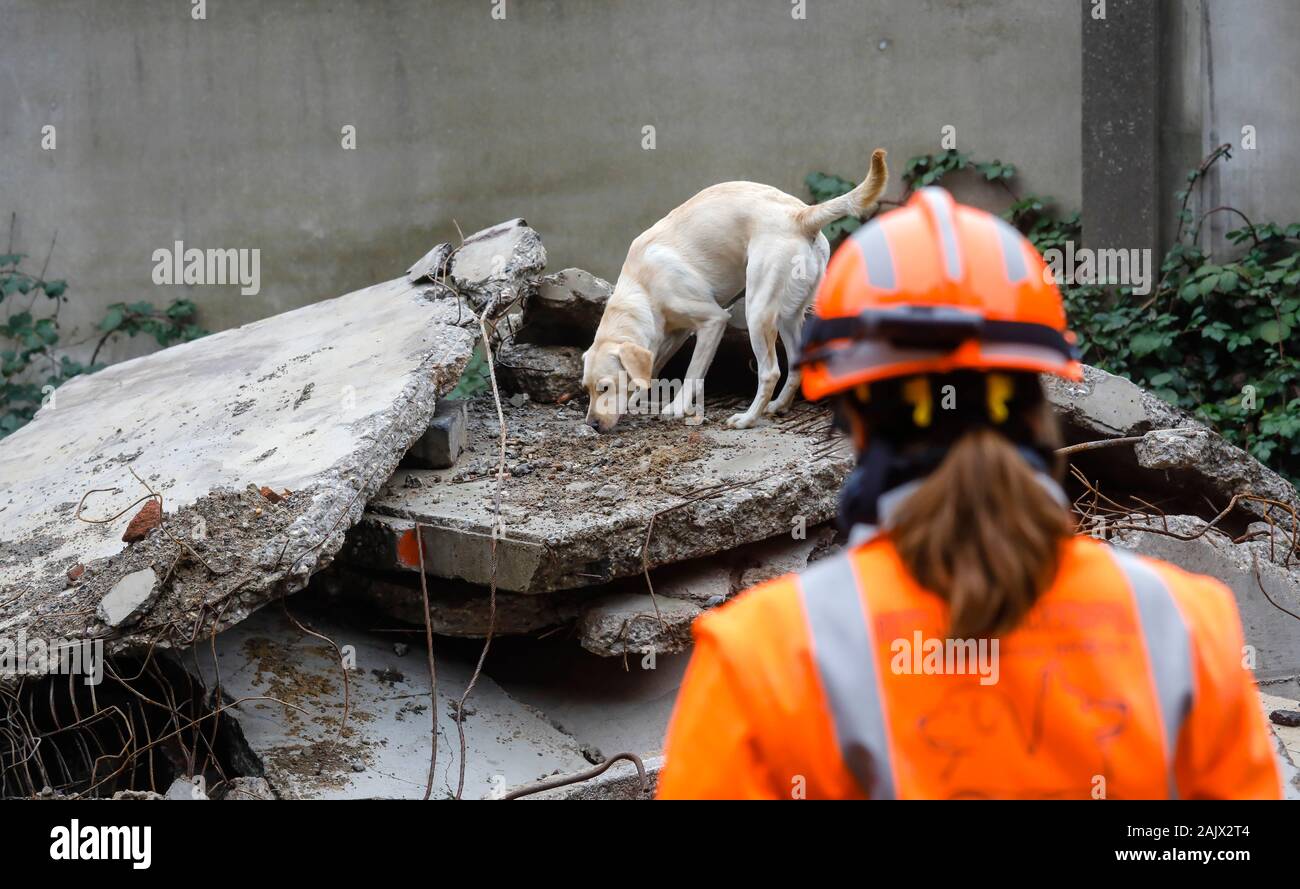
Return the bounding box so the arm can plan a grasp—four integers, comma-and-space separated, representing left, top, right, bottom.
1, 0, 1081, 363
1168, 0, 1300, 251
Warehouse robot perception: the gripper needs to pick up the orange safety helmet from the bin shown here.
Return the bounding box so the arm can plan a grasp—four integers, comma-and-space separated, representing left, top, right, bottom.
799, 187, 1082, 401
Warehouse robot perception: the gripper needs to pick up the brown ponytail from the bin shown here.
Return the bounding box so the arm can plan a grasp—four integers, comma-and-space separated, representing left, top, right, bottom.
890, 424, 1072, 639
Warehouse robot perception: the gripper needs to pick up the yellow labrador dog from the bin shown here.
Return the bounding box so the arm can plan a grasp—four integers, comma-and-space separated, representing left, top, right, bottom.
582, 149, 887, 433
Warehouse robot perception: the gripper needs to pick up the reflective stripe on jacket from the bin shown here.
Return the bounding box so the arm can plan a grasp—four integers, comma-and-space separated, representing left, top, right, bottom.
656, 535, 1281, 799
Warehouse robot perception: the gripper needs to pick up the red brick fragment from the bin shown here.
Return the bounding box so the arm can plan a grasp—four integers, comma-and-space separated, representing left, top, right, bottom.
122, 500, 161, 543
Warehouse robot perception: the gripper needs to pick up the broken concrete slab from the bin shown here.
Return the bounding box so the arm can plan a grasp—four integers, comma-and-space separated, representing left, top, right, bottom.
191, 604, 592, 800
164, 777, 208, 800
218, 776, 275, 800
325, 524, 836, 651
97, 567, 159, 628
496, 341, 584, 404
516, 267, 613, 346
487, 638, 687, 771
1111, 514, 1300, 681
629, 523, 837, 609
401, 399, 468, 470
1044, 363, 1188, 438
577, 593, 701, 657
1132, 427, 1300, 524
448, 218, 546, 318
316, 566, 591, 637
342, 398, 853, 593
0, 271, 476, 679
1047, 364, 1299, 527
406, 242, 454, 285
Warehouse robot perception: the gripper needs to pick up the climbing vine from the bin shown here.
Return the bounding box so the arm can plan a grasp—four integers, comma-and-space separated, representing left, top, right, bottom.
1, 243, 205, 436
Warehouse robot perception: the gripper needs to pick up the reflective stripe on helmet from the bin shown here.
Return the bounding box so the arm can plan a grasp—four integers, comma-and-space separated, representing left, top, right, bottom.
991, 216, 1029, 283
1109, 547, 1194, 798
854, 220, 897, 290
917, 187, 963, 281
797, 553, 895, 799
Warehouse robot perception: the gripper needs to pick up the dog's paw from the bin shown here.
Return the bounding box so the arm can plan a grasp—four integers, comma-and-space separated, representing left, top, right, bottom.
661, 398, 686, 419
763, 400, 792, 417
725, 412, 759, 429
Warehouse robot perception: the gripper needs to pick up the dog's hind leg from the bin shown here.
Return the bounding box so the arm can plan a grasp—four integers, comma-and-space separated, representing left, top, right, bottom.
726, 251, 787, 429
767, 236, 828, 416
767, 312, 807, 415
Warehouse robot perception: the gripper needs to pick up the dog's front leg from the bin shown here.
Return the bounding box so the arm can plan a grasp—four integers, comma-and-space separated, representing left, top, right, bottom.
653, 328, 694, 377
663, 317, 727, 418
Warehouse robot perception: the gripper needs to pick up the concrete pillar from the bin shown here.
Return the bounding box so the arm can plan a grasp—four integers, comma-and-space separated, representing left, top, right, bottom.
1081, 0, 1162, 260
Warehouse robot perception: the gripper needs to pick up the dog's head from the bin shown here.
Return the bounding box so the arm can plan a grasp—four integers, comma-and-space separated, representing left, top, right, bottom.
581, 339, 653, 434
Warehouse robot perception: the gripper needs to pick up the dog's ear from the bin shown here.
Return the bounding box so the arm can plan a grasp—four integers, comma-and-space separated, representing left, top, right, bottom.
617, 342, 654, 389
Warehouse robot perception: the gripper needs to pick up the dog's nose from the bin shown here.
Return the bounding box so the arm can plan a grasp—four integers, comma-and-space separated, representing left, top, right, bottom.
587, 418, 602, 431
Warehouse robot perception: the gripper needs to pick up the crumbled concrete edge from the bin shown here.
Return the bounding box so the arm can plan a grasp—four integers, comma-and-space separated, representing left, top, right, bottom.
576, 594, 702, 657
0, 325, 474, 685
1132, 426, 1300, 524
1044, 364, 1190, 437
1111, 514, 1300, 682
1046, 364, 1300, 524
356, 452, 852, 593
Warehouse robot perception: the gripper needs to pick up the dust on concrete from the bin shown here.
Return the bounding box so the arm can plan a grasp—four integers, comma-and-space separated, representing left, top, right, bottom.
405, 393, 821, 523
2, 485, 326, 663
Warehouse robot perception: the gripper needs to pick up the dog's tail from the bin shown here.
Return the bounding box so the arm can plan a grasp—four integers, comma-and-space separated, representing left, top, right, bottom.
796, 148, 889, 240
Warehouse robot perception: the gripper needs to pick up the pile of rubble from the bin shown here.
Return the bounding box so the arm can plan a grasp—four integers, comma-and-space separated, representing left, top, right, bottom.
1, 219, 1297, 800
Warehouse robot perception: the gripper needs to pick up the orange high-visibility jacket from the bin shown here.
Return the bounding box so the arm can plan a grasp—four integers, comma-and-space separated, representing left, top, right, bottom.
657, 535, 1281, 799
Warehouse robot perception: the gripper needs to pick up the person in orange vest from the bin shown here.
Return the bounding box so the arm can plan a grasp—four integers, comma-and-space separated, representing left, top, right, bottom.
656, 187, 1282, 800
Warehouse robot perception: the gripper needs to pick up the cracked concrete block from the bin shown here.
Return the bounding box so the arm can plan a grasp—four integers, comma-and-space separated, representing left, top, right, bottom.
219, 777, 275, 800
343, 398, 853, 593
402, 399, 468, 470
517, 267, 613, 345
577, 593, 701, 657
737, 525, 838, 590
1046, 365, 1299, 527
449, 218, 546, 317
0, 270, 476, 680
97, 567, 159, 628
318, 566, 589, 637
164, 777, 208, 800
495, 341, 584, 404
653, 559, 734, 607
1133, 428, 1300, 524
648, 524, 836, 606
406, 242, 454, 284
489, 640, 688, 763
1044, 364, 1187, 438
191, 605, 591, 799
1111, 514, 1300, 681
